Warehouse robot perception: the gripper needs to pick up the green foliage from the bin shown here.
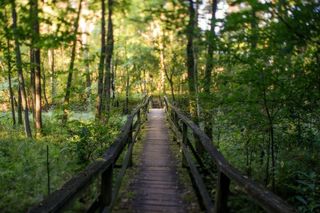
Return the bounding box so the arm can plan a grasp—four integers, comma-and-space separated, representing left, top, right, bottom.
0, 106, 126, 212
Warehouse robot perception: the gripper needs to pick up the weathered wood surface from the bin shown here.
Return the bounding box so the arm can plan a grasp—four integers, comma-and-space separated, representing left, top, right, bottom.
130, 109, 185, 213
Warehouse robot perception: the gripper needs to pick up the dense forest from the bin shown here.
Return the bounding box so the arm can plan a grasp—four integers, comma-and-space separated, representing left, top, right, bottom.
0, 0, 319, 212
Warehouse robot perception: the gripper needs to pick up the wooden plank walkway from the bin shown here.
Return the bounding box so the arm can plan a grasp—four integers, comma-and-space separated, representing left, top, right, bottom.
129, 108, 186, 213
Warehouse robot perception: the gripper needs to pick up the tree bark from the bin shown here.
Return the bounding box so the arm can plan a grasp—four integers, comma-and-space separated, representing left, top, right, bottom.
204, 0, 218, 94
263, 87, 275, 191
30, 48, 35, 118
111, 56, 117, 103
30, 0, 42, 133
48, 49, 56, 104
186, 0, 200, 122
4, 9, 16, 126
186, 0, 196, 94
6, 37, 16, 126
42, 66, 50, 109
17, 85, 23, 125
11, 0, 32, 137
103, 0, 114, 117
97, 0, 106, 119
125, 69, 129, 114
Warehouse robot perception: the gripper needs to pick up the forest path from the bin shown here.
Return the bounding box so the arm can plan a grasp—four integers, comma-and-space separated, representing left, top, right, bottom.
129, 108, 186, 213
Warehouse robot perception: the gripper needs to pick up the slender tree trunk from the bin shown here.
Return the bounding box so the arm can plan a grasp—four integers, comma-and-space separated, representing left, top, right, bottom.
263, 88, 275, 191
30, 48, 35, 118
4, 9, 16, 125
164, 66, 175, 102
48, 49, 56, 104
103, 0, 114, 117
17, 85, 23, 124
97, 0, 106, 119
30, 0, 42, 133
186, 0, 200, 123
265, 131, 270, 186
6, 38, 16, 125
169, 78, 175, 102
186, 0, 196, 94
11, 0, 32, 137
42, 67, 50, 109
204, 0, 218, 93
159, 33, 166, 95
111, 56, 117, 102
125, 70, 129, 114
63, 0, 83, 123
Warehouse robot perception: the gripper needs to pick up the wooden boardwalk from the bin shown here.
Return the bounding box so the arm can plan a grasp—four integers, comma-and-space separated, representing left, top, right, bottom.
129, 108, 186, 213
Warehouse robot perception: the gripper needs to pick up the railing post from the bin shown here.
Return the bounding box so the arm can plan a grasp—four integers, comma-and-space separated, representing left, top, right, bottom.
137, 109, 141, 125
182, 122, 188, 168
127, 123, 133, 168
194, 133, 204, 155
100, 165, 113, 209
174, 112, 180, 131
214, 171, 230, 213
145, 99, 149, 118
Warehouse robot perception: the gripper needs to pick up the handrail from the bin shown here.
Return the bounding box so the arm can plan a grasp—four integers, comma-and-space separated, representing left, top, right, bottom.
29, 96, 151, 213
163, 96, 295, 213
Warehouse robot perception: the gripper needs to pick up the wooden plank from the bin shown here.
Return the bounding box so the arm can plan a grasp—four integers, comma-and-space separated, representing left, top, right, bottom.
130, 109, 186, 212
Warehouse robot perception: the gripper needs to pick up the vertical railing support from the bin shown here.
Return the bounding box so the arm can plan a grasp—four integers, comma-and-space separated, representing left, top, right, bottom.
182, 122, 188, 168
127, 122, 133, 168
214, 171, 230, 213
100, 165, 113, 209
194, 133, 204, 155
137, 109, 141, 125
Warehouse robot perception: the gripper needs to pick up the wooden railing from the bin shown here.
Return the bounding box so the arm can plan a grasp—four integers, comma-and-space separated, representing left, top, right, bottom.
29, 96, 150, 213
164, 96, 295, 213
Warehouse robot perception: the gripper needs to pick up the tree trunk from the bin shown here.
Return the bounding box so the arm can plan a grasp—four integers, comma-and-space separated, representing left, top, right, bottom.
6, 37, 16, 126
42, 66, 50, 109
11, 0, 32, 137
96, 0, 106, 119
103, 0, 114, 117
48, 49, 56, 104
125, 69, 129, 114
17, 85, 23, 125
30, 48, 35, 118
30, 0, 42, 133
186, 0, 200, 122
204, 0, 218, 94
263, 88, 275, 191
163, 65, 175, 102
111, 56, 117, 103
3, 9, 16, 126
63, 0, 83, 123
186, 0, 196, 94
159, 34, 166, 95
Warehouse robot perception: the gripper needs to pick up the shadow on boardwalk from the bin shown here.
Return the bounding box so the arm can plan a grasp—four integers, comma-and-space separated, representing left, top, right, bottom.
116, 109, 199, 213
